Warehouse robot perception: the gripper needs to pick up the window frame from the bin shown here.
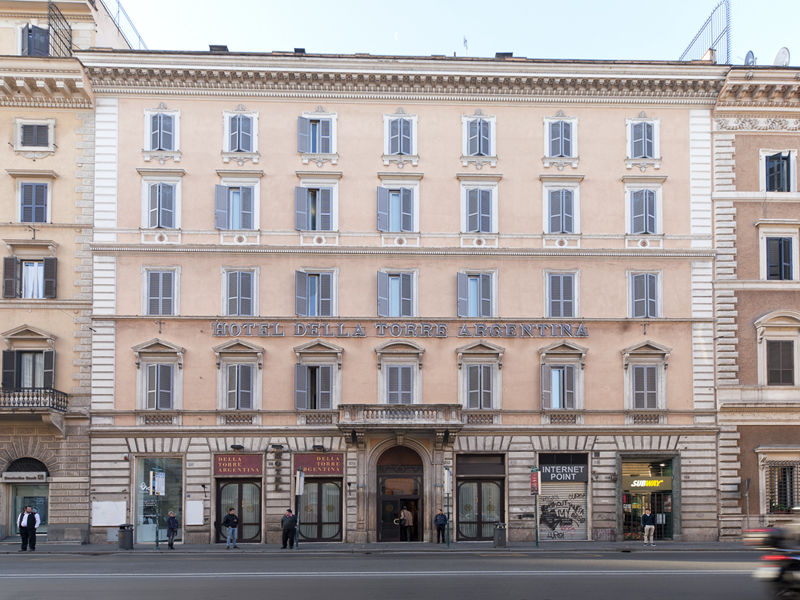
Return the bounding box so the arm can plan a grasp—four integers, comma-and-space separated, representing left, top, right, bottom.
376, 340, 424, 406
213, 339, 264, 412
625, 183, 663, 236
622, 341, 670, 411
543, 117, 579, 160
460, 183, 498, 234
542, 181, 581, 235
3, 255, 57, 300
223, 110, 259, 154
222, 268, 258, 317
383, 113, 418, 164
626, 118, 660, 160
538, 341, 587, 412
215, 177, 260, 231
461, 115, 496, 158
760, 149, 798, 193
377, 269, 417, 318
628, 270, 662, 319
294, 183, 338, 232
16, 180, 51, 224
758, 225, 799, 281
756, 312, 800, 388
295, 268, 337, 317
457, 270, 496, 318
143, 267, 180, 316
143, 108, 180, 153
376, 180, 419, 233
545, 271, 579, 318
297, 111, 338, 158
14, 118, 55, 154
141, 177, 181, 230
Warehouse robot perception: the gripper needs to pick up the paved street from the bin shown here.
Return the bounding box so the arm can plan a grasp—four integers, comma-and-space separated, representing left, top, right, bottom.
0, 548, 765, 600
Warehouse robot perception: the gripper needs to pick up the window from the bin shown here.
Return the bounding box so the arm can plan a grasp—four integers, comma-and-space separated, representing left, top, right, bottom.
463, 188, 494, 233
463, 117, 494, 157
622, 341, 670, 412
630, 121, 655, 159
766, 152, 791, 192
146, 363, 173, 409
215, 185, 255, 230
547, 273, 576, 318
542, 365, 575, 409
1, 350, 54, 390
767, 464, 799, 513
376, 340, 424, 405
295, 187, 333, 231
19, 182, 48, 223
457, 272, 493, 318
385, 365, 415, 404
3, 257, 56, 299
387, 117, 413, 155
225, 270, 255, 317
767, 340, 794, 386
547, 121, 573, 158
466, 364, 493, 409
225, 364, 253, 409
758, 226, 799, 281
630, 189, 658, 234
145, 183, 176, 229
297, 116, 333, 154
21, 25, 49, 56
767, 238, 793, 280
457, 341, 503, 411
148, 113, 175, 151
547, 189, 575, 234
294, 364, 333, 409
133, 338, 184, 413
377, 187, 414, 233
15, 119, 55, 153
631, 272, 659, 318
377, 271, 414, 317
145, 270, 176, 316
632, 365, 658, 408
295, 271, 334, 317
227, 114, 254, 153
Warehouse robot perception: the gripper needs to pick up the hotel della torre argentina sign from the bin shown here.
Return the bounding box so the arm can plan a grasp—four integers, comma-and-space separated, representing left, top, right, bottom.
212, 320, 589, 339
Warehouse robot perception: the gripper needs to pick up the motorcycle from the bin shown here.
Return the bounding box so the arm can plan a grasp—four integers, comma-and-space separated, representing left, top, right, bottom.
749, 528, 800, 599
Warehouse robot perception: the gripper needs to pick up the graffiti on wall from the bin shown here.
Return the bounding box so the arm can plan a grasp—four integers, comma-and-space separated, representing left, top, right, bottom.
539, 492, 586, 540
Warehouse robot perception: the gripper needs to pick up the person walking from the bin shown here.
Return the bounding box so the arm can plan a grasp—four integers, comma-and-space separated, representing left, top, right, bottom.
399, 506, 413, 542
166, 511, 179, 550
642, 507, 656, 546
434, 509, 448, 544
281, 509, 297, 549
222, 507, 239, 549
17, 506, 40, 552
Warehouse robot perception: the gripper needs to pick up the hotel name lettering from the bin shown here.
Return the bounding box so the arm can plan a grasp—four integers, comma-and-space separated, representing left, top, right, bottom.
212, 321, 589, 339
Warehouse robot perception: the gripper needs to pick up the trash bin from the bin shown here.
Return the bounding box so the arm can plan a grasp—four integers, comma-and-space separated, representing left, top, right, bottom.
118, 524, 134, 550
493, 522, 507, 548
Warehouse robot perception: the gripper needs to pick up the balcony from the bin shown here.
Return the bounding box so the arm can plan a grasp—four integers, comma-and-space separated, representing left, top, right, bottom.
0, 387, 68, 435
337, 404, 464, 436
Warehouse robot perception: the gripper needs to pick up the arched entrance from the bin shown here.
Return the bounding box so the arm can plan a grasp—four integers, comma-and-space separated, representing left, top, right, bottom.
377, 446, 422, 542
5, 458, 49, 535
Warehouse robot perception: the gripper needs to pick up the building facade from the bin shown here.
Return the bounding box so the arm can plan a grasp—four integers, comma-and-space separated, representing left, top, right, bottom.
77, 50, 728, 544
714, 67, 800, 539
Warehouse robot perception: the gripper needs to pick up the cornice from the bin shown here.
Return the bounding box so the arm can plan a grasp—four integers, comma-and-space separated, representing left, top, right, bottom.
0, 58, 92, 108
717, 68, 800, 109
714, 116, 800, 132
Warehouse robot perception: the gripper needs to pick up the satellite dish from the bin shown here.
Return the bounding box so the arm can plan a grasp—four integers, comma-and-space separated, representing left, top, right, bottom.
745, 50, 755, 66
773, 47, 790, 67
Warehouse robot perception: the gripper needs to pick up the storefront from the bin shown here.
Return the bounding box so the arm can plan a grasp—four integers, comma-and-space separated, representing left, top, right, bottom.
456, 454, 504, 541
538, 453, 589, 541
135, 457, 183, 544
4, 458, 49, 536
622, 458, 674, 540
295, 452, 343, 542
213, 453, 262, 543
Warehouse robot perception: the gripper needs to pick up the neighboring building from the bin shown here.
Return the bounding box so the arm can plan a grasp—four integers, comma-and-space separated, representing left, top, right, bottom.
78, 49, 727, 544
0, 0, 131, 542
714, 67, 800, 539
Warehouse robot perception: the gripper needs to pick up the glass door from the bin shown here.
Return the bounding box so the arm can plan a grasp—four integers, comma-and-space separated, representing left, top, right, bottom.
299, 479, 342, 541
11, 485, 48, 535
215, 480, 261, 542
457, 480, 503, 540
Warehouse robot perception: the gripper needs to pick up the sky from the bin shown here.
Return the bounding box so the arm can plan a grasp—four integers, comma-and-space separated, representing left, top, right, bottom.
118, 0, 797, 66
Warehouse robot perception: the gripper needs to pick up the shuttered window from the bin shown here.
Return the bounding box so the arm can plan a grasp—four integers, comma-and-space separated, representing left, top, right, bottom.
767, 340, 794, 386
457, 272, 492, 318
386, 365, 414, 404
146, 270, 175, 316
466, 364, 493, 409
388, 118, 413, 155
631, 122, 655, 159
548, 121, 572, 158
630, 189, 657, 234
548, 273, 575, 318
20, 124, 49, 148
229, 115, 253, 152
20, 182, 48, 223
226, 271, 254, 316
466, 118, 491, 157
766, 237, 793, 281
548, 189, 574, 234
631, 273, 658, 318
465, 188, 493, 233
376, 187, 414, 232
2, 257, 56, 299
632, 365, 658, 409
2, 350, 54, 390
294, 364, 333, 410
226, 364, 253, 409
377, 271, 413, 317
297, 117, 333, 154
150, 113, 175, 151
21, 25, 49, 57
295, 187, 333, 231
147, 183, 176, 229
214, 185, 254, 230
295, 271, 333, 317
541, 364, 575, 409
146, 363, 173, 409
766, 153, 791, 192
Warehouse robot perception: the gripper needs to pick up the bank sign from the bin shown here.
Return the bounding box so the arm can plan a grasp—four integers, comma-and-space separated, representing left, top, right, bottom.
212, 321, 589, 339
540, 464, 588, 483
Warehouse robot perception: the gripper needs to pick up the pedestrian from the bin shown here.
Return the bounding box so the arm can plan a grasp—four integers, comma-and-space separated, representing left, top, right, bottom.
434, 508, 448, 544
17, 505, 40, 552
281, 509, 297, 549
222, 507, 239, 549
166, 511, 179, 550
399, 505, 413, 541
642, 507, 656, 546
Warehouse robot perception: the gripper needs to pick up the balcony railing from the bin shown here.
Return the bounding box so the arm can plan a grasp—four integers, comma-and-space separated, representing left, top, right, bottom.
338, 404, 463, 428
0, 388, 68, 412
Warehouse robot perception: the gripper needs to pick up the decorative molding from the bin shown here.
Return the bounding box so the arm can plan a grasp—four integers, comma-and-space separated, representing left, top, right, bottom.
715, 117, 800, 132
460, 155, 497, 169
300, 152, 339, 167
222, 151, 261, 166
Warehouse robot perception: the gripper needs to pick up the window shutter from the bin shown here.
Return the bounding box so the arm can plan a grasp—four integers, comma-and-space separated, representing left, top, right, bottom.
319, 188, 332, 231
479, 189, 492, 233
240, 271, 253, 316
549, 190, 563, 233
294, 187, 309, 231
467, 365, 480, 409
162, 271, 174, 315
160, 114, 174, 151
400, 272, 413, 317
150, 114, 160, 151
319, 119, 332, 154
158, 364, 173, 409
238, 364, 253, 409
42, 350, 54, 389
767, 238, 780, 280
214, 185, 229, 229
466, 189, 479, 232
561, 274, 574, 317
456, 272, 468, 317
229, 115, 239, 152
387, 365, 399, 404
318, 365, 332, 409
564, 365, 575, 409
400, 118, 412, 155
631, 190, 645, 234
294, 364, 308, 409
541, 364, 552, 409
389, 118, 400, 155
645, 190, 657, 234
480, 364, 492, 409
148, 184, 159, 228
147, 271, 161, 315
479, 272, 492, 317
400, 188, 414, 232
376, 187, 390, 232
146, 364, 157, 409
34, 125, 48, 147
2, 350, 17, 390
632, 122, 644, 158
21, 183, 34, 222
644, 122, 654, 158
295, 271, 308, 316
33, 183, 47, 222
3, 256, 20, 298
549, 274, 563, 317
226, 271, 237, 316
377, 271, 389, 317
399, 365, 413, 404
562, 189, 574, 234
561, 122, 572, 157
226, 364, 237, 409
632, 273, 645, 317
781, 238, 792, 280
239, 186, 254, 230
646, 273, 657, 318
318, 272, 333, 316
549, 122, 561, 157
42, 257, 57, 299
645, 366, 657, 408
24, 25, 49, 57
467, 119, 479, 156
161, 184, 175, 228
21, 125, 35, 147
240, 115, 253, 152
297, 117, 310, 153
479, 119, 490, 156
633, 365, 645, 408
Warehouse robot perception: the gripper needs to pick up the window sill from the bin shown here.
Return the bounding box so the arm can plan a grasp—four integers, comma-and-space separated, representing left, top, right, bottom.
300, 152, 339, 167
625, 410, 665, 425
382, 153, 419, 168
14, 147, 54, 159
543, 235, 581, 249
460, 155, 497, 169
380, 233, 420, 247
542, 156, 579, 170
460, 234, 498, 248
625, 235, 664, 249
625, 157, 661, 172
221, 151, 260, 166
541, 411, 583, 425
137, 411, 181, 426
218, 231, 260, 245
463, 410, 501, 425
300, 232, 339, 246
296, 410, 338, 426
141, 229, 181, 244
219, 411, 259, 426
142, 149, 182, 164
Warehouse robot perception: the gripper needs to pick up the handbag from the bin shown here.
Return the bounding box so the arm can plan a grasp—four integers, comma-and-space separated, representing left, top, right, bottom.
399, 517, 407, 526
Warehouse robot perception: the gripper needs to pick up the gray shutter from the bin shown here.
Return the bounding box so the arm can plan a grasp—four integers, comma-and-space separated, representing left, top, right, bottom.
643, 122, 654, 158
295, 271, 308, 316
481, 364, 492, 409
561, 121, 572, 157
376, 187, 390, 232
158, 364, 173, 409
318, 365, 332, 409
160, 114, 174, 151
479, 273, 492, 317
646, 273, 657, 318
400, 119, 412, 155
549, 274, 561, 317
400, 188, 414, 232
466, 189, 479, 232
240, 115, 252, 152
25, 25, 49, 56
632, 122, 644, 158
562, 190, 574, 234
2, 350, 16, 390
147, 271, 161, 315
160, 184, 175, 228
467, 365, 480, 409
318, 272, 333, 316
42, 349, 54, 389
377, 271, 389, 317
238, 364, 252, 409
319, 119, 332, 153
389, 118, 400, 154
146, 364, 157, 409
549, 122, 560, 157
479, 189, 492, 233
214, 185, 228, 229
297, 117, 310, 153
400, 272, 413, 317
226, 364, 237, 409
42, 257, 57, 299
34, 183, 47, 222
3, 256, 19, 298
240, 271, 253, 316
541, 364, 552, 409
162, 271, 174, 315
21, 125, 35, 147
646, 366, 657, 407
240, 186, 254, 230
34, 125, 48, 147
632, 273, 645, 318
229, 115, 239, 152
457, 272, 469, 317
631, 190, 645, 234
467, 119, 479, 156
398, 366, 413, 404
294, 187, 309, 230
479, 119, 490, 156
150, 114, 160, 151
564, 365, 575, 409
387, 366, 399, 404
148, 184, 159, 228
562, 274, 574, 317
645, 190, 656, 234
21, 183, 34, 222
319, 188, 332, 231
294, 364, 308, 409
226, 271, 237, 316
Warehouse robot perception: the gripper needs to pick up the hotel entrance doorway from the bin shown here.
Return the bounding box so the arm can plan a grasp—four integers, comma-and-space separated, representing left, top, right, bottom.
376, 446, 422, 542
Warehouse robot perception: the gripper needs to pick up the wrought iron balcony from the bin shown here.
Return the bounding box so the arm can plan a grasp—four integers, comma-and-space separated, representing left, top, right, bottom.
0, 387, 68, 413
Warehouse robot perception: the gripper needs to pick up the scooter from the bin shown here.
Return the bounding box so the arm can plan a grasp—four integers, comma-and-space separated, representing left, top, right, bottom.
753, 548, 800, 599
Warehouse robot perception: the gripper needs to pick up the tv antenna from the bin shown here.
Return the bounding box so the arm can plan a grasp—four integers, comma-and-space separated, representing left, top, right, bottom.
773, 47, 790, 67
744, 50, 755, 66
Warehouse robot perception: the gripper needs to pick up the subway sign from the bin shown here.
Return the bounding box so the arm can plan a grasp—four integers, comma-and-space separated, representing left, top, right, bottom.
622, 476, 672, 491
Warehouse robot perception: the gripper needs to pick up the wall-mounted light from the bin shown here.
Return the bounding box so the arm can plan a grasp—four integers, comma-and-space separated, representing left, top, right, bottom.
230, 444, 244, 451
312, 444, 325, 452
271, 444, 284, 451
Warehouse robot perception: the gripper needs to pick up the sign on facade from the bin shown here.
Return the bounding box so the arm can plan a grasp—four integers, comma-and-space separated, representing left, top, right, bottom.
540, 464, 588, 482
294, 453, 344, 475
214, 454, 263, 476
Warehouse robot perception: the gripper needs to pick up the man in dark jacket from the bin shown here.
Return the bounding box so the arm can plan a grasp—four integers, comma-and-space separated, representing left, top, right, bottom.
434, 509, 448, 544
222, 508, 239, 549
281, 509, 297, 549
642, 508, 656, 546
17, 506, 40, 552
166, 511, 179, 549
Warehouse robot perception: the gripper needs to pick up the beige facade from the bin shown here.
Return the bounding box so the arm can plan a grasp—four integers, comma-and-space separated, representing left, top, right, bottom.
713, 67, 800, 539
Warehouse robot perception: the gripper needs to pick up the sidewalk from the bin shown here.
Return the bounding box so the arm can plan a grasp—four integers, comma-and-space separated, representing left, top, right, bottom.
0, 539, 754, 555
